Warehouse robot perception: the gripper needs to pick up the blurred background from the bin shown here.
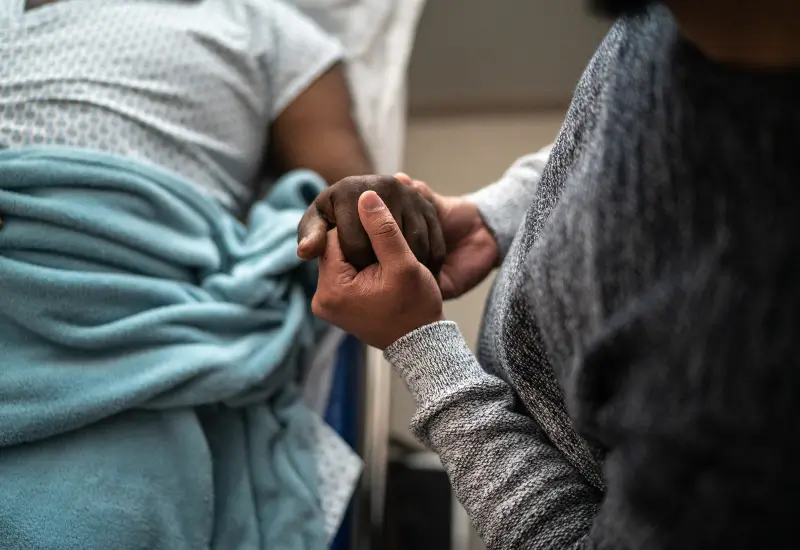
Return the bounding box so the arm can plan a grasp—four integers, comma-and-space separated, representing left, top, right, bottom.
383, 2, 609, 549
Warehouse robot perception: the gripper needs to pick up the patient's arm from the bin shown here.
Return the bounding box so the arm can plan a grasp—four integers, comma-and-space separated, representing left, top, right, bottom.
255, 0, 372, 186
260, 1, 440, 271
278, 65, 446, 272
25, 0, 59, 9
267, 63, 373, 184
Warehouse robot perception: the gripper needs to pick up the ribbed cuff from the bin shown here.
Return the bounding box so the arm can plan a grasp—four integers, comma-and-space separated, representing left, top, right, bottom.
384, 321, 485, 406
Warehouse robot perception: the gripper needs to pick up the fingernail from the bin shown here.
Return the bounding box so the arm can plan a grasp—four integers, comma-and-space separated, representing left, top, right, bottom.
361, 191, 384, 212
298, 237, 309, 249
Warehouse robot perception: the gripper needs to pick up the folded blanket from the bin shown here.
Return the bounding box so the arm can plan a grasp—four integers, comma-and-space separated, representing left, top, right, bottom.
0, 147, 330, 550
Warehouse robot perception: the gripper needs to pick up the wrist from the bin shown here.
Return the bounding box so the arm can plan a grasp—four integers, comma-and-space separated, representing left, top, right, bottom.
465, 191, 516, 261
456, 197, 501, 267
487, 231, 502, 268
384, 321, 479, 406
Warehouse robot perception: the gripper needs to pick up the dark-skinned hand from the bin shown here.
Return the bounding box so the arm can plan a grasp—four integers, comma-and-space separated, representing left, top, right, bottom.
296, 175, 446, 276
313, 191, 444, 350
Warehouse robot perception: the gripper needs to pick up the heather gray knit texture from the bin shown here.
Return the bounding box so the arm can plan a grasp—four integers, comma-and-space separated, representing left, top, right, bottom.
386, 6, 800, 549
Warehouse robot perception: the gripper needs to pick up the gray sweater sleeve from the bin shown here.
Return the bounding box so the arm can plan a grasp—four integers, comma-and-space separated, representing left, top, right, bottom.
387, 275, 800, 550
385, 321, 600, 550
467, 145, 552, 259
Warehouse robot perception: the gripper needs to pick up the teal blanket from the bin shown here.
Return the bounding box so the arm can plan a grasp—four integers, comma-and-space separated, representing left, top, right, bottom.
0, 148, 329, 549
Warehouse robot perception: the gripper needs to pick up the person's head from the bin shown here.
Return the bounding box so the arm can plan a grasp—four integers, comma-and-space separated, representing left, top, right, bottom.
588, 0, 659, 18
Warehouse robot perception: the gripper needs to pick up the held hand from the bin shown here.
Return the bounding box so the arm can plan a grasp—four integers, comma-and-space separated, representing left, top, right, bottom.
297, 175, 445, 276
395, 174, 499, 300
312, 191, 443, 350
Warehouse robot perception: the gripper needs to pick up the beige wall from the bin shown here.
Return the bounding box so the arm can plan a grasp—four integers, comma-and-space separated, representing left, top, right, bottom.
408, 0, 608, 112
391, 110, 565, 447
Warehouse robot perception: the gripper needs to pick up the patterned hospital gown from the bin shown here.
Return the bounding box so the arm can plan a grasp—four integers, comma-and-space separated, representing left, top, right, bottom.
0, 0, 343, 214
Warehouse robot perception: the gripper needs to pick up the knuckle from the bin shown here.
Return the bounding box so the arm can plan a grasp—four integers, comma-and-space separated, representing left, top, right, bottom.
347, 175, 381, 191
331, 177, 367, 201
336, 175, 364, 188
298, 203, 315, 222
420, 196, 438, 215
373, 174, 397, 189
311, 295, 326, 318
312, 291, 338, 316
373, 175, 402, 198
395, 260, 419, 282
313, 187, 331, 206
373, 218, 401, 239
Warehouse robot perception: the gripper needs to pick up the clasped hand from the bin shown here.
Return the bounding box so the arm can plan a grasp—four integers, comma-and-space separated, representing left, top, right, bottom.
297, 174, 499, 349
311, 190, 444, 349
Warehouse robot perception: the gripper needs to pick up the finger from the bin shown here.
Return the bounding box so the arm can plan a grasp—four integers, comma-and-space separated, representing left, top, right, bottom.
358, 191, 413, 267
321, 227, 347, 264
410, 180, 449, 221
394, 172, 413, 186
297, 207, 329, 260
422, 202, 446, 277
297, 190, 333, 260
333, 191, 375, 271
437, 270, 459, 301
401, 210, 430, 270
318, 228, 357, 281
410, 179, 434, 200
395, 172, 436, 204
406, 179, 450, 224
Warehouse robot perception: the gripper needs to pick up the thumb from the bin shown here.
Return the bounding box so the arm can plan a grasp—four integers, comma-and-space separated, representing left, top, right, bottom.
358, 191, 413, 267
297, 206, 328, 260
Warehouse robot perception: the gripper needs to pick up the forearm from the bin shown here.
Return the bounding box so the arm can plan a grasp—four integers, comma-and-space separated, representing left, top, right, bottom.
273, 124, 372, 186
468, 145, 552, 259
386, 321, 600, 549
268, 63, 374, 186
294, 123, 373, 186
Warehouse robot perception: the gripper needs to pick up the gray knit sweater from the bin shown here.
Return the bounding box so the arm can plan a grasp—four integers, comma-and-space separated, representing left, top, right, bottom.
385, 6, 800, 549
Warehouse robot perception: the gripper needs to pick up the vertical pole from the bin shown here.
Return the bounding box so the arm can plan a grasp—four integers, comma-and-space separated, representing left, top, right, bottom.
352, 347, 392, 550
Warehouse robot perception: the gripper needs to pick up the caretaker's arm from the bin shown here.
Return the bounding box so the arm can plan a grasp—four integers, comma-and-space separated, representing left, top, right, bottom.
467, 145, 551, 259
315, 190, 799, 550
